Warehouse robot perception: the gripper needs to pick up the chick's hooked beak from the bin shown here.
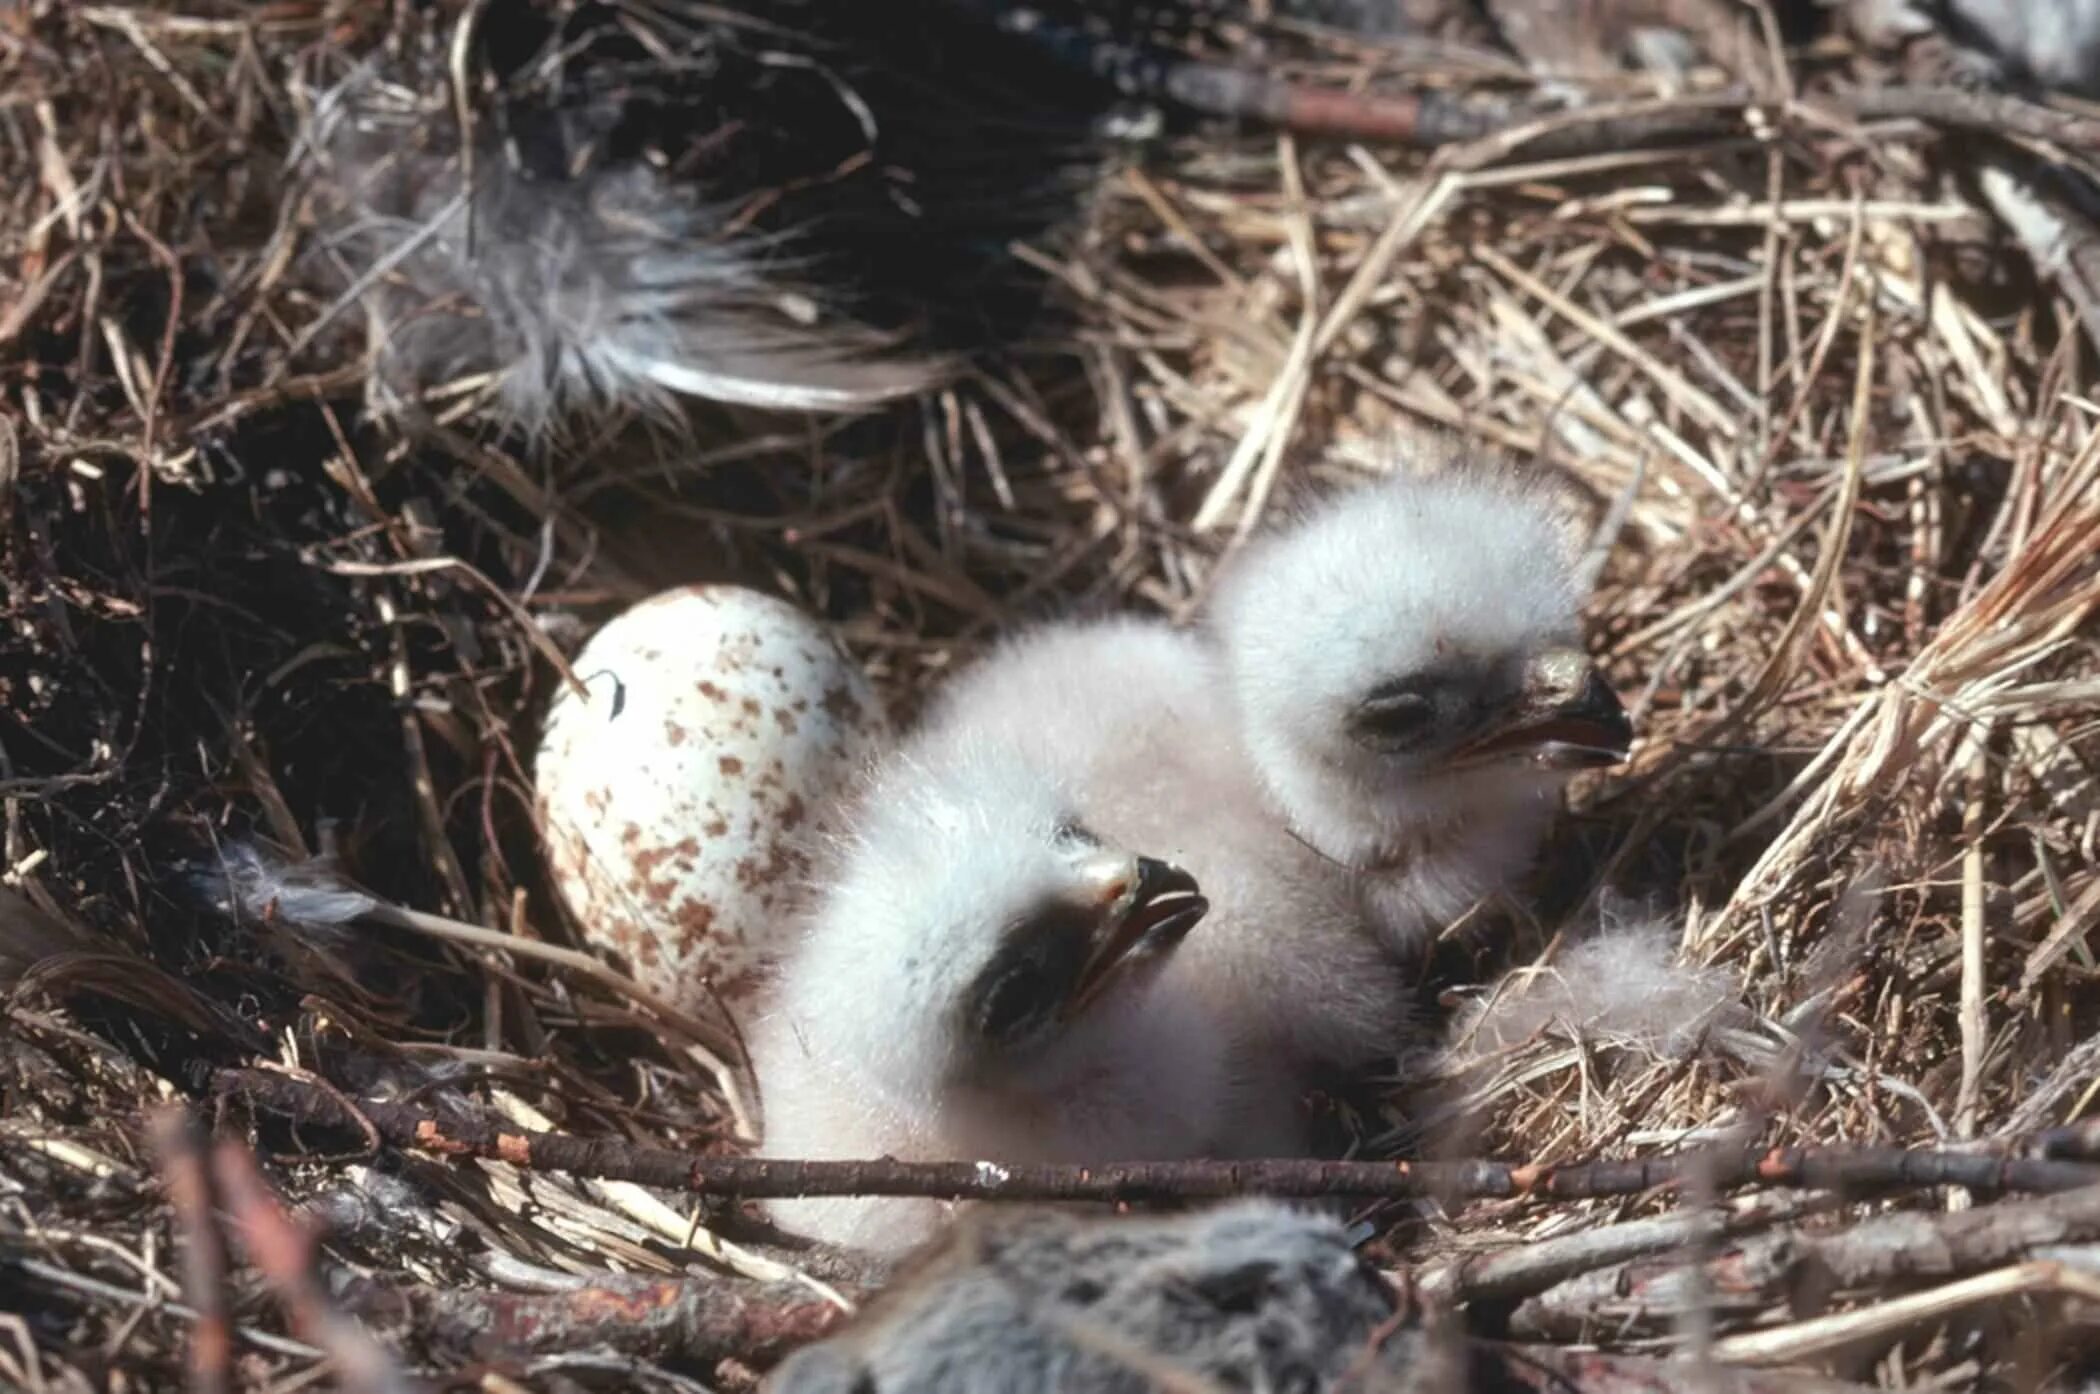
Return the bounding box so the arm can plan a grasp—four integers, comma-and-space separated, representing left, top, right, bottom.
1065, 854, 1208, 1017
1455, 648, 1633, 771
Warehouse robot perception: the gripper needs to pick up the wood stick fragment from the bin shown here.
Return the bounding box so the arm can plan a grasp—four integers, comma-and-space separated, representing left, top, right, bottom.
1709, 1260, 2100, 1365
955, 7, 2100, 160
150, 1109, 231, 1394
1513, 1182, 2100, 1339
1424, 1209, 1733, 1304
1956, 725, 1992, 1139
339, 1270, 846, 1365
210, 1140, 414, 1394
962, 1, 1502, 146
1481, 1342, 1875, 1394
213, 1068, 2100, 1204
1843, 86, 2100, 154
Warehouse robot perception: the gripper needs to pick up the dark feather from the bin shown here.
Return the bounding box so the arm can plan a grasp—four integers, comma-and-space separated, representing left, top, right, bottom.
302, 1, 1193, 437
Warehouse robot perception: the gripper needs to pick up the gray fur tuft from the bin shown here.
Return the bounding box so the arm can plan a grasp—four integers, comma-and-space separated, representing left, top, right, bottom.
302, 61, 949, 438
190, 840, 379, 940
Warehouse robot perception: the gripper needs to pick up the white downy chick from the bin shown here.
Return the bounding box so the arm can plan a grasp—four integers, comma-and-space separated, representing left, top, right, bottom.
1207, 458, 1632, 951
748, 738, 1219, 1255
917, 617, 1413, 1150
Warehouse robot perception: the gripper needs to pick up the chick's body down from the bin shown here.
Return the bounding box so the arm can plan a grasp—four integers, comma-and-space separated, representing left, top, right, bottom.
920, 617, 1414, 1147
747, 740, 1229, 1255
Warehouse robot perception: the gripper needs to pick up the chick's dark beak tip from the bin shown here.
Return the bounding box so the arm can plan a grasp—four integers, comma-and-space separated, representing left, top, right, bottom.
1143, 894, 1211, 948
1128, 856, 1209, 948
1133, 856, 1201, 903
1532, 666, 1634, 769
1452, 658, 1633, 769
1065, 859, 1207, 1019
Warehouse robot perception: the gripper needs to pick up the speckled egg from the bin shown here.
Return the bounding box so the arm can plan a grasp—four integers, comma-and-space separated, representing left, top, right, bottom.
535, 585, 886, 1014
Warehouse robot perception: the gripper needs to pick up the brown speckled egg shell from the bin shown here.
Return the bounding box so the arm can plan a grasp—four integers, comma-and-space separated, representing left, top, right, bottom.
536, 585, 886, 1015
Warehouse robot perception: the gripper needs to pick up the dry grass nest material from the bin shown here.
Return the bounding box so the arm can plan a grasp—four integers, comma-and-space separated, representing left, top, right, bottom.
4, 1, 2100, 1390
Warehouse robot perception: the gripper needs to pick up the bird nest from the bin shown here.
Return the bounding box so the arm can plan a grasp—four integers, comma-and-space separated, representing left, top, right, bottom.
5, 1, 2100, 1390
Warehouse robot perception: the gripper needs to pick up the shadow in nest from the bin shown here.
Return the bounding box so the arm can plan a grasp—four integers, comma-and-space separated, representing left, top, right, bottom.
3, 395, 610, 1088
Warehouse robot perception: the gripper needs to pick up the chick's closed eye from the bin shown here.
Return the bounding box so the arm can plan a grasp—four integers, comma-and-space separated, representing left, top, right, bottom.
1350, 683, 1438, 750
967, 910, 1090, 1046
976, 962, 1055, 1040
1054, 818, 1103, 849
1348, 668, 1508, 754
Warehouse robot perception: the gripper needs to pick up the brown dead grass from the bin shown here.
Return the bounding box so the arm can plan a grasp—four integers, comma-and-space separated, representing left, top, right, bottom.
3, 1, 2098, 1389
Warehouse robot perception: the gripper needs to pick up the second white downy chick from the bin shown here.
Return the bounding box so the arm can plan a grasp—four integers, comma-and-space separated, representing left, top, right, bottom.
917, 617, 1413, 1149
747, 739, 1219, 1255
1207, 459, 1632, 950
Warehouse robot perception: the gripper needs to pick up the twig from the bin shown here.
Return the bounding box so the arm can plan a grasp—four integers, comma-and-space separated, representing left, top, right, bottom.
1512, 1182, 2100, 1339
210, 1140, 414, 1394
1708, 1260, 2100, 1365
213, 1069, 2100, 1203
951, 6, 2100, 163
974, 13, 2100, 166
1843, 86, 2100, 156
1423, 1209, 1733, 1304
5, 1257, 324, 1362
363, 901, 749, 1094
339, 1269, 845, 1365
1479, 1342, 1875, 1394
963, 2, 1500, 145
149, 1110, 231, 1394
1957, 728, 1992, 1138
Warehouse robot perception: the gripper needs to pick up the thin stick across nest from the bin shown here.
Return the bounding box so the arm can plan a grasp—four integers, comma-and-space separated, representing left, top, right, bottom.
6, 0, 2100, 1388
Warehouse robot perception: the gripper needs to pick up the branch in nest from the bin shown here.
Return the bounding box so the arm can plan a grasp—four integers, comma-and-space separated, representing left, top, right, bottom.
1509, 1180, 2100, 1339
339, 1269, 846, 1366
976, 0, 2100, 158
1423, 1207, 1742, 1304
966, 1, 1504, 144
152, 1106, 842, 1374
1477, 1343, 1875, 1394
1404, 84, 2100, 164
151, 1109, 232, 1394
1014, 16, 2100, 164
1845, 83, 2100, 152
207, 1136, 414, 1394
213, 1067, 2100, 1204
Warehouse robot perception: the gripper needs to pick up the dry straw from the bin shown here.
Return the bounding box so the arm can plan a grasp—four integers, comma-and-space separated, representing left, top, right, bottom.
3, 2, 2098, 1388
